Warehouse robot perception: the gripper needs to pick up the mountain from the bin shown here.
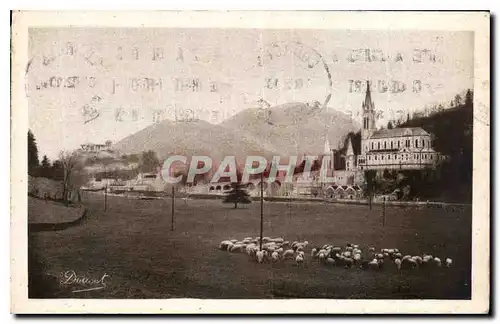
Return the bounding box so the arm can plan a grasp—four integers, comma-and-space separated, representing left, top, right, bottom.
112, 119, 280, 166
112, 102, 360, 170
219, 102, 360, 157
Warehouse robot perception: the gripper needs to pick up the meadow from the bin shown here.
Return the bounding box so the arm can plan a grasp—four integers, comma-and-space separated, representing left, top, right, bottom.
28, 193, 472, 299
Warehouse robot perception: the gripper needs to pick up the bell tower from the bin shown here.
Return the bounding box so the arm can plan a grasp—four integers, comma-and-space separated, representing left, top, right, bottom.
361, 81, 376, 155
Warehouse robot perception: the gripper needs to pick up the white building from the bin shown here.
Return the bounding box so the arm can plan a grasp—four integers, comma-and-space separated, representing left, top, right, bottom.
356, 81, 443, 171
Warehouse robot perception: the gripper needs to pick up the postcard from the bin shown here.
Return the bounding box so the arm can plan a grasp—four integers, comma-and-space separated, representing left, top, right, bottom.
10, 10, 490, 314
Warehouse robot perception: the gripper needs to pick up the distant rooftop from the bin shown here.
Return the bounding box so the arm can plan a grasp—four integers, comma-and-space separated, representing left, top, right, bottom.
370, 127, 429, 139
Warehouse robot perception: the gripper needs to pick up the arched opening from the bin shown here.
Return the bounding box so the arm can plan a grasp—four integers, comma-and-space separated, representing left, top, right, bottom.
209, 186, 214, 192
325, 186, 335, 198
223, 185, 230, 191
216, 185, 221, 191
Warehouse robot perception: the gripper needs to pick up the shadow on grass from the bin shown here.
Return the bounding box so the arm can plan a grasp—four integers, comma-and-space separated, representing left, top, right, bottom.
28, 208, 90, 298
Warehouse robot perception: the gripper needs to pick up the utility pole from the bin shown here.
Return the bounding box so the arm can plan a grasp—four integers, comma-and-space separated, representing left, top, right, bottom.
382, 196, 386, 226
104, 183, 107, 211
259, 172, 264, 251
171, 186, 175, 231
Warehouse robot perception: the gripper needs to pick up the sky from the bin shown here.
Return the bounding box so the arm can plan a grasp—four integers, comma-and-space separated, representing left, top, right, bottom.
27, 28, 474, 159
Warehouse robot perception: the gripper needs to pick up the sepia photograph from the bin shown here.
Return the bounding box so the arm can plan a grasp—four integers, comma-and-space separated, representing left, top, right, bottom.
10, 11, 490, 314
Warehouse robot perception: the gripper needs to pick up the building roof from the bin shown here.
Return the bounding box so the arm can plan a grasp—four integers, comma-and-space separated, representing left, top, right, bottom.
370, 127, 429, 139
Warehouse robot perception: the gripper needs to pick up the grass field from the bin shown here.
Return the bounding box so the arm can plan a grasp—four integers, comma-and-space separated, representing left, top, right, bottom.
28, 193, 472, 299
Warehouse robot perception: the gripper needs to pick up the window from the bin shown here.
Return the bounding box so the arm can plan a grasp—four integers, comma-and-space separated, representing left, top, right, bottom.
422, 139, 425, 147
394, 154, 397, 159
398, 141, 400, 148
381, 155, 384, 160
371, 142, 374, 150
368, 156, 371, 160
378, 142, 380, 150
415, 139, 418, 148
387, 155, 390, 160
384, 141, 387, 149
375, 156, 377, 160
391, 141, 393, 149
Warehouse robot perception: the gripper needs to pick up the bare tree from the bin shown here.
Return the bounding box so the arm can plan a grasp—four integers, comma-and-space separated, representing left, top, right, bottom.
59, 150, 81, 204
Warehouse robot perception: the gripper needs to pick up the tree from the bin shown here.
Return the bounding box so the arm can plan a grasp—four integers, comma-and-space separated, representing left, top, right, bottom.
28, 130, 39, 175
40, 155, 51, 177
59, 150, 81, 204
387, 121, 393, 129
140, 150, 160, 173
223, 182, 251, 209
465, 89, 473, 106
454, 94, 462, 107
450, 100, 454, 108
406, 113, 410, 123
41, 155, 50, 168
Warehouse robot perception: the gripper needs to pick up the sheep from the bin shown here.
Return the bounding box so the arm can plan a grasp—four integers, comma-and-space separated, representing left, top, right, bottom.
283, 249, 295, 259
230, 244, 244, 253
230, 239, 238, 244
353, 244, 359, 249
219, 240, 232, 250
353, 253, 362, 262
296, 245, 304, 252
343, 257, 354, 268
276, 247, 284, 254
413, 256, 423, 265
311, 248, 318, 257
360, 260, 370, 270
271, 251, 280, 262
282, 241, 290, 247
445, 258, 453, 268
401, 257, 418, 269
295, 254, 304, 265
368, 247, 375, 252
326, 257, 336, 267
332, 247, 342, 254
423, 255, 433, 262
376, 253, 384, 260
273, 238, 284, 244
434, 257, 442, 267
394, 252, 403, 259
368, 258, 379, 270
226, 242, 234, 251
256, 250, 265, 263
318, 252, 326, 263
394, 258, 402, 270
246, 244, 257, 256
343, 251, 352, 258
262, 236, 272, 242
244, 237, 253, 241
242, 239, 251, 244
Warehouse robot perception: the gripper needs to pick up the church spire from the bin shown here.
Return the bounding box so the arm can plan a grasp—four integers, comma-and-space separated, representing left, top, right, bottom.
362, 80, 375, 111
323, 136, 331, 155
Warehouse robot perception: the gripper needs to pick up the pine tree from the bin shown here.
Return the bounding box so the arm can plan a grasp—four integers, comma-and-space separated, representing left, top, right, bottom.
224, 182, 251, 209
41, 155, 50, 168
28, 130, 39, 175
40, 155, 51, 177
465, 89, 473, 106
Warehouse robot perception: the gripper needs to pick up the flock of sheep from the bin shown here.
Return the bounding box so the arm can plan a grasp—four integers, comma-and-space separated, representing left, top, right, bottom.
218, 237, 453, 271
